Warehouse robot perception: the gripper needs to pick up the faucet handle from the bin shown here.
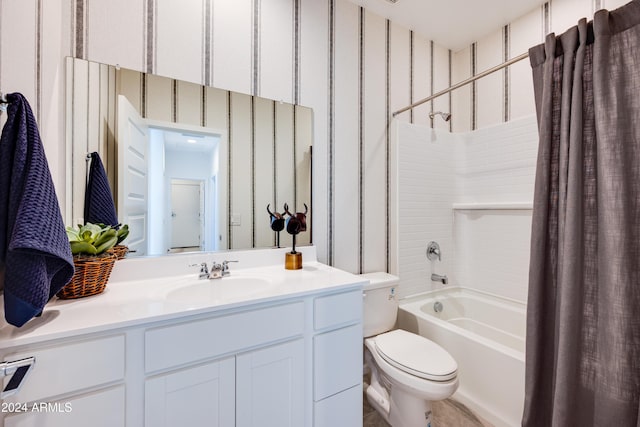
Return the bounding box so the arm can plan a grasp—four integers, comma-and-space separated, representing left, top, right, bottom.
189, 262, 209, 279
426, 241, 442, 261
221, 260, 238, 275
189, 262, 208, 271
222, 260, 238, 269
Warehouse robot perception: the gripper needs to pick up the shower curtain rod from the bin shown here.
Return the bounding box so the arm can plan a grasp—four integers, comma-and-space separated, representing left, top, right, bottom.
392, 51, 530, 117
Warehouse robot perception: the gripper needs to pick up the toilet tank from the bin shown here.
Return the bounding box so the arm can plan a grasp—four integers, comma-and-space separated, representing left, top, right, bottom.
360, 272, 400, 338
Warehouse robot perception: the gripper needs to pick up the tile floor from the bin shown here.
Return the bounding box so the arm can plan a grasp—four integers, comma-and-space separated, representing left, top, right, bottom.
363, 390, 492, 427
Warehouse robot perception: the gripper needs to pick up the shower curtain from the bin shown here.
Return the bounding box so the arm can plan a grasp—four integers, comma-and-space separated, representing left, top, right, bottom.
523, 1, 640, 426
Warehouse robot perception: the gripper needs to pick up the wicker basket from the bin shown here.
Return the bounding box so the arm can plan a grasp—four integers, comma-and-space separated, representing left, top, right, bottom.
57, 253, 117, 299
110, 245, 129, 260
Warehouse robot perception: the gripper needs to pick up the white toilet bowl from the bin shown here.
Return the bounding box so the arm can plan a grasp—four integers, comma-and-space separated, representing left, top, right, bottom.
361, 273, 458, 427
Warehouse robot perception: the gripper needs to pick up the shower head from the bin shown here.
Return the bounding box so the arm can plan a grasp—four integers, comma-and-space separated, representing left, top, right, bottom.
429, 111, 451, 122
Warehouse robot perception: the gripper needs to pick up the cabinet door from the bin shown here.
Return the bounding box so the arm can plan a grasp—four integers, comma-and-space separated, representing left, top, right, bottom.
4, 386, 124, 427
236, 339, 305, 427
145, 357, 235, 427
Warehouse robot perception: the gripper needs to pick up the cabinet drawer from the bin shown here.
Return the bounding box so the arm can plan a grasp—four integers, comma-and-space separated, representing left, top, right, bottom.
145, 302, 304, 372
5, 385, 125, 427
313, 324, 362, 401
314, 290, 362, 331
3, 335, 125, 403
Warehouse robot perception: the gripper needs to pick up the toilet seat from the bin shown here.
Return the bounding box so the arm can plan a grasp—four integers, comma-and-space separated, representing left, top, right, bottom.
374, 329, 457, 382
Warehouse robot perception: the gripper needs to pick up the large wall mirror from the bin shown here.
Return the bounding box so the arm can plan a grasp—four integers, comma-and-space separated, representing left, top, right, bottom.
66, 57, 312, 257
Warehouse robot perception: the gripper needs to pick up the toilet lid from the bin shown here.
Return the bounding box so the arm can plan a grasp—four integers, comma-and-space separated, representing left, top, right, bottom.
374, 329, 457, 382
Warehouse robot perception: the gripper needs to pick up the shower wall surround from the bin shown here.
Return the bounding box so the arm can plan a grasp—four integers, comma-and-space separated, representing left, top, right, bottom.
0, 0, 629, 274
394, 116, 538, 301
453, 116, 538, 302
391, 123, 456, 299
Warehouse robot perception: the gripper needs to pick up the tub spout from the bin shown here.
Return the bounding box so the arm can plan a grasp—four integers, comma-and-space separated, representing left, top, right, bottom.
431, 273, 448, 285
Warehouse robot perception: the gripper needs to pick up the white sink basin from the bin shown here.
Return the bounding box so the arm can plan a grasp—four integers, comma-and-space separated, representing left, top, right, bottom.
166, 276, 275, 303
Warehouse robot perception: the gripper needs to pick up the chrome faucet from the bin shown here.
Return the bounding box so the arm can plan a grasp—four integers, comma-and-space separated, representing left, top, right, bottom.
208, 260, 239, 279
431, 273, 448, 285
221, 260, 238, 277
191, 260, 239, 279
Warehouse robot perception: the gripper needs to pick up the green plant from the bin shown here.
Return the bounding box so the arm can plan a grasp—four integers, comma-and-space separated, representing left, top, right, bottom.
116, 224, 129, 245
66, 223, 118, 256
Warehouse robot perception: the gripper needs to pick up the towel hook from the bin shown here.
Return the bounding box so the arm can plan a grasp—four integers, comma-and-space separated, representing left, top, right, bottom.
0, 92, 8, 115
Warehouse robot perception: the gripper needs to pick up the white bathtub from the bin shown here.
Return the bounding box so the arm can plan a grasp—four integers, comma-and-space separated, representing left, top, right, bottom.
397, 287, 525, 427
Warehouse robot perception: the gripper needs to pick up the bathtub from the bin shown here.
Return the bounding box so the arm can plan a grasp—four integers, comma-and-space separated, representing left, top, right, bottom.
397, 287, 525, 427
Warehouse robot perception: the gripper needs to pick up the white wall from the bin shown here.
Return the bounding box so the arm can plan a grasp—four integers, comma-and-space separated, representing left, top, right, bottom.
0, 0, 630, 273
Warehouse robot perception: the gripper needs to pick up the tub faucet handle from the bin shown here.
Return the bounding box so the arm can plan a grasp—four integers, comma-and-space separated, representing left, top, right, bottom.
426, 241, 442, 261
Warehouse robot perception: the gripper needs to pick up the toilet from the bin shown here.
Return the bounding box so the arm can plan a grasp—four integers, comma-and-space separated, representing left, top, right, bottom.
361, 272, 458, 427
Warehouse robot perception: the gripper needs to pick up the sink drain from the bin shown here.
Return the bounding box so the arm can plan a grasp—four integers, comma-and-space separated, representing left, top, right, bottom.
433, 301, 443, 313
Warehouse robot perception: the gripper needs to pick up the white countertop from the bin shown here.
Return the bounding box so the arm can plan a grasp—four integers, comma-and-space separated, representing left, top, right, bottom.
0, 247, 366, 348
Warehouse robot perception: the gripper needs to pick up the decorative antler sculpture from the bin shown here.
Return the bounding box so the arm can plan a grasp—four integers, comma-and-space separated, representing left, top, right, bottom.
282, 202, 309, 270
267, 204, 285, 247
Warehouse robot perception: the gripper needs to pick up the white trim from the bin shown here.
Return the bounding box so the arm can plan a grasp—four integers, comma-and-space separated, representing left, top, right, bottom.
452, 202, 532, 210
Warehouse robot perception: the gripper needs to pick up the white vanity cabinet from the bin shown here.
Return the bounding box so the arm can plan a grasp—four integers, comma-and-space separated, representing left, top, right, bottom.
0, 275, 363, 427
312, 290, 363, 427
143, 301, 306, 427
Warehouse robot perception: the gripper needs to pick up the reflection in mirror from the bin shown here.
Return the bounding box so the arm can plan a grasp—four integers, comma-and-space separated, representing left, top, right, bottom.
159, 132, 220, 254
66, 57, 312, 257
149, 128, 221, 255
116, 94, 225, 256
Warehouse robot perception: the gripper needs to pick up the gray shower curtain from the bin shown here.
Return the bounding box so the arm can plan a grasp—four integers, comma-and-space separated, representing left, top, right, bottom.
523, 1, 640, 426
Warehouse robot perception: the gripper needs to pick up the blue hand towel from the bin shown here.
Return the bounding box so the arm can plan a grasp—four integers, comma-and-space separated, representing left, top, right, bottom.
0, 93, 74, 327
84, 152, 118, 227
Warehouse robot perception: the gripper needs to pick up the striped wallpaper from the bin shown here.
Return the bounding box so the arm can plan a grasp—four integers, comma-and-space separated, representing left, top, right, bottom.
0, 0, 631, 274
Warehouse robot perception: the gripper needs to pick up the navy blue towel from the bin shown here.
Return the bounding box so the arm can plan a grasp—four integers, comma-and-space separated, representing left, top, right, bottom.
0, 93, 74, 327
84, 152, 118, 227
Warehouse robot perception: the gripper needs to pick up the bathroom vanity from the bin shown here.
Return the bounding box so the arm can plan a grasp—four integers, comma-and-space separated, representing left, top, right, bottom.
0, 247, 364, 427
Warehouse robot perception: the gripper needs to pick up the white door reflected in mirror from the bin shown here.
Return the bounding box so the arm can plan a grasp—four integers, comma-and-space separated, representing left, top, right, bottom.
170, 179, 203, 252
117, 95, 149, 256
118, 95, 224, 256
